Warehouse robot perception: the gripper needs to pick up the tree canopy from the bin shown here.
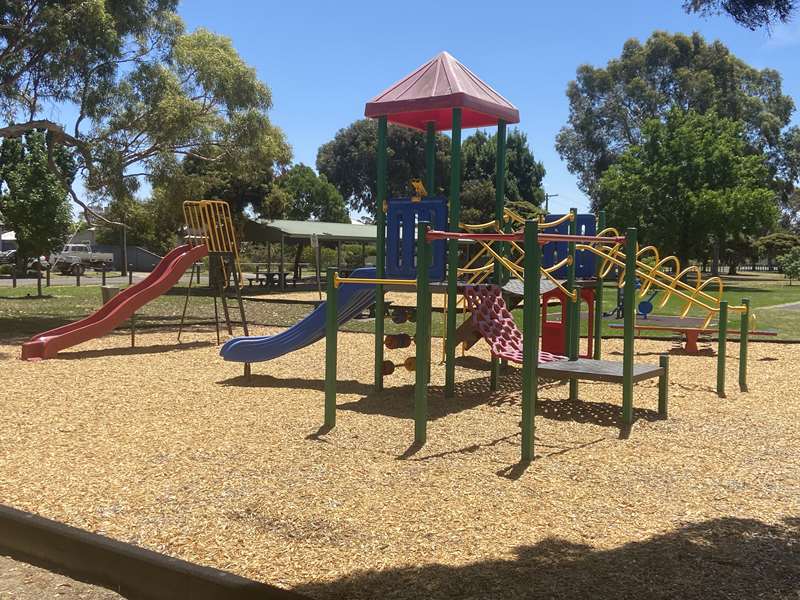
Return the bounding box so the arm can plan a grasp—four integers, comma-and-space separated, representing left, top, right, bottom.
556, 31, 799, 212
274, 164, 349, 223
0, 1, 289, 228
0, 131, 74, 261
460, 129, 546, 223
683, 0, 796, 29
598, 109, 778, 264
317, 119, 545, 222
316, 119, 451, 217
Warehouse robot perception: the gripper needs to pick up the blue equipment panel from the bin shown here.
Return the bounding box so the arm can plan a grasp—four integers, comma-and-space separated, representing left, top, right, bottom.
540, 214, 597, 279
386, 196, 447, 281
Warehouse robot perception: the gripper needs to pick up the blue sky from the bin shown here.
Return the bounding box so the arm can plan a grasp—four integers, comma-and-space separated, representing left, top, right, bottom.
73, 1, 800, 218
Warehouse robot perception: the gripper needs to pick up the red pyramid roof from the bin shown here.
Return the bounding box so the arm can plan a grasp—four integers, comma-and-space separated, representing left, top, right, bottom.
364, 52, 519, 132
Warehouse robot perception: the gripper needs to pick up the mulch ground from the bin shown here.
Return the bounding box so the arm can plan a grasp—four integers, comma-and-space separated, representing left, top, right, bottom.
2, 326, 799, 599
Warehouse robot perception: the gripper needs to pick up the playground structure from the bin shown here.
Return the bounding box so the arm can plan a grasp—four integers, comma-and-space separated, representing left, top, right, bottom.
316, 52, 756, 462
21, 200, 248, 361
19, 51, 762, 462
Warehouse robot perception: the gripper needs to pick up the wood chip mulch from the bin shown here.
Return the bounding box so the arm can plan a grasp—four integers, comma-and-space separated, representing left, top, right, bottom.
2, 327, 799, 599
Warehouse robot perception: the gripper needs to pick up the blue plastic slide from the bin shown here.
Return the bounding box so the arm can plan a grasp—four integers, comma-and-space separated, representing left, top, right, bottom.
220, 267, 377, 363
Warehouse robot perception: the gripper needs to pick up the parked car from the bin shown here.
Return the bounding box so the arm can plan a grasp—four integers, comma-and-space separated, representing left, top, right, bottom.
0, 249, 50, 273
53, 244, 114, 275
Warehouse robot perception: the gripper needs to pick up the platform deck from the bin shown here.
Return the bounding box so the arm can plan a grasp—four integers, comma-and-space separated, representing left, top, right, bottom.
537, 358, 664, 384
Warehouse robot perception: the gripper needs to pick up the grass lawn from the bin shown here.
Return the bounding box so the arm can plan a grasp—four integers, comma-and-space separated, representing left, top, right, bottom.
2, 273, 799, 345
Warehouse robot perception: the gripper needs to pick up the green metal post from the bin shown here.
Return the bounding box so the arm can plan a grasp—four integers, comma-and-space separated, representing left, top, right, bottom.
490, 120, 508, 392
374, 116, 388, 392
445, 108, 462, 397
622, 228, 637, 427
415, 222, 431, 444
425, 122, 436, 195
567, 208, 579, 401
593, 210, 606, 360
522, 220, 541, 462
658, 354, 669, 418
717, 301, 728, 398
324, 267, 338, 427
566, 208, 577, 357
494, 120, 508, 285
739, 298, 750, 392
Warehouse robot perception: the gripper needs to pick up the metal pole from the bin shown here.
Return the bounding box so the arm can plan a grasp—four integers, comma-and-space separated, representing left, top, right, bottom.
415, 222, 431, 444
46, 266, 50, 287
593, 210, 605, 359
177, 262, 195, 342
717, 301, 728, 398
567, 208, 579, 402
445, 107, 462, 397
490, 120, 508, 392
324, 267, 338, 427
374, 115, 388, 392
622, 228, 637, 428
522, 219, 541, 462
121, 217, 128, 277
658, 354, 669, 418
279, 235, 285, 292
739, 298, 750, 392
425, 121, 436, 195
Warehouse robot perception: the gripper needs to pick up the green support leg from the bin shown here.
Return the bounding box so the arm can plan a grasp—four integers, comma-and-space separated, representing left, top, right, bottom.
567, 208, 579, 401
739, 298, 750, 392
521, 220, 541, 462
415, 222, 431, 444
717, 301, 728, 398
594, 210, 606, 360
324, 267, 338, 427
658, 354, 669, 418
445, 108, 462, 397
490, 120, 508, 393
374, 116, 388, 392
622, 228, 637, 429
425, 122, 436, 195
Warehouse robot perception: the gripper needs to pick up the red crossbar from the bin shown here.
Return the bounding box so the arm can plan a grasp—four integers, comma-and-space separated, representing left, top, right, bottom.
424, 230, 625, 245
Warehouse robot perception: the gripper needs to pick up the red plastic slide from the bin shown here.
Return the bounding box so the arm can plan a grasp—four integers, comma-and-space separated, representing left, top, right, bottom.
21, 244, 208, 361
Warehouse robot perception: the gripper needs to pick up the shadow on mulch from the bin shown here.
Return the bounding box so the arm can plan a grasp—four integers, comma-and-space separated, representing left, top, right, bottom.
55, 341, 213, 360
217, 373, 373, 397
337, 369, 661, 430
608, 348, 717, 358
294, 517, 800, 600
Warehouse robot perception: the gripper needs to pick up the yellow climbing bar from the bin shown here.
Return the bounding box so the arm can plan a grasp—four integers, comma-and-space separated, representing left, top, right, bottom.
183, 200, 243, 285
334, 273, 417, 288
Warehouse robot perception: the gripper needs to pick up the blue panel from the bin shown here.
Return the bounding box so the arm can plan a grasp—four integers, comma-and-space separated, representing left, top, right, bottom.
540, 214, 597, 279
385, 196, 447, 281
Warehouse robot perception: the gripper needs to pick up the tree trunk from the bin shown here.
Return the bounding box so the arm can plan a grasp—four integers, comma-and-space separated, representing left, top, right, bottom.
120, 217, 128, 277
293, 241, 304, 281
711, 240, 720, 277
729, 261, 738, 276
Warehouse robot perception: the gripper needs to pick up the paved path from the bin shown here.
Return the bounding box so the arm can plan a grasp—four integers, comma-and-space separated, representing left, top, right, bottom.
0, 555, 122, 599
760, 300, 800, 311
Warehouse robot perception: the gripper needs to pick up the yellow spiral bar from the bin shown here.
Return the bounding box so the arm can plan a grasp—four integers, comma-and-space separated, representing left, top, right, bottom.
537, 211, 575, 228
460, 219, 501, 231
543, 256, 572, 274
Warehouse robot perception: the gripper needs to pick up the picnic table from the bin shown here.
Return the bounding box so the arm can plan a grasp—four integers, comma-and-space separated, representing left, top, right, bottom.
247, 271, 292, 288
607, 315, 777, 354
